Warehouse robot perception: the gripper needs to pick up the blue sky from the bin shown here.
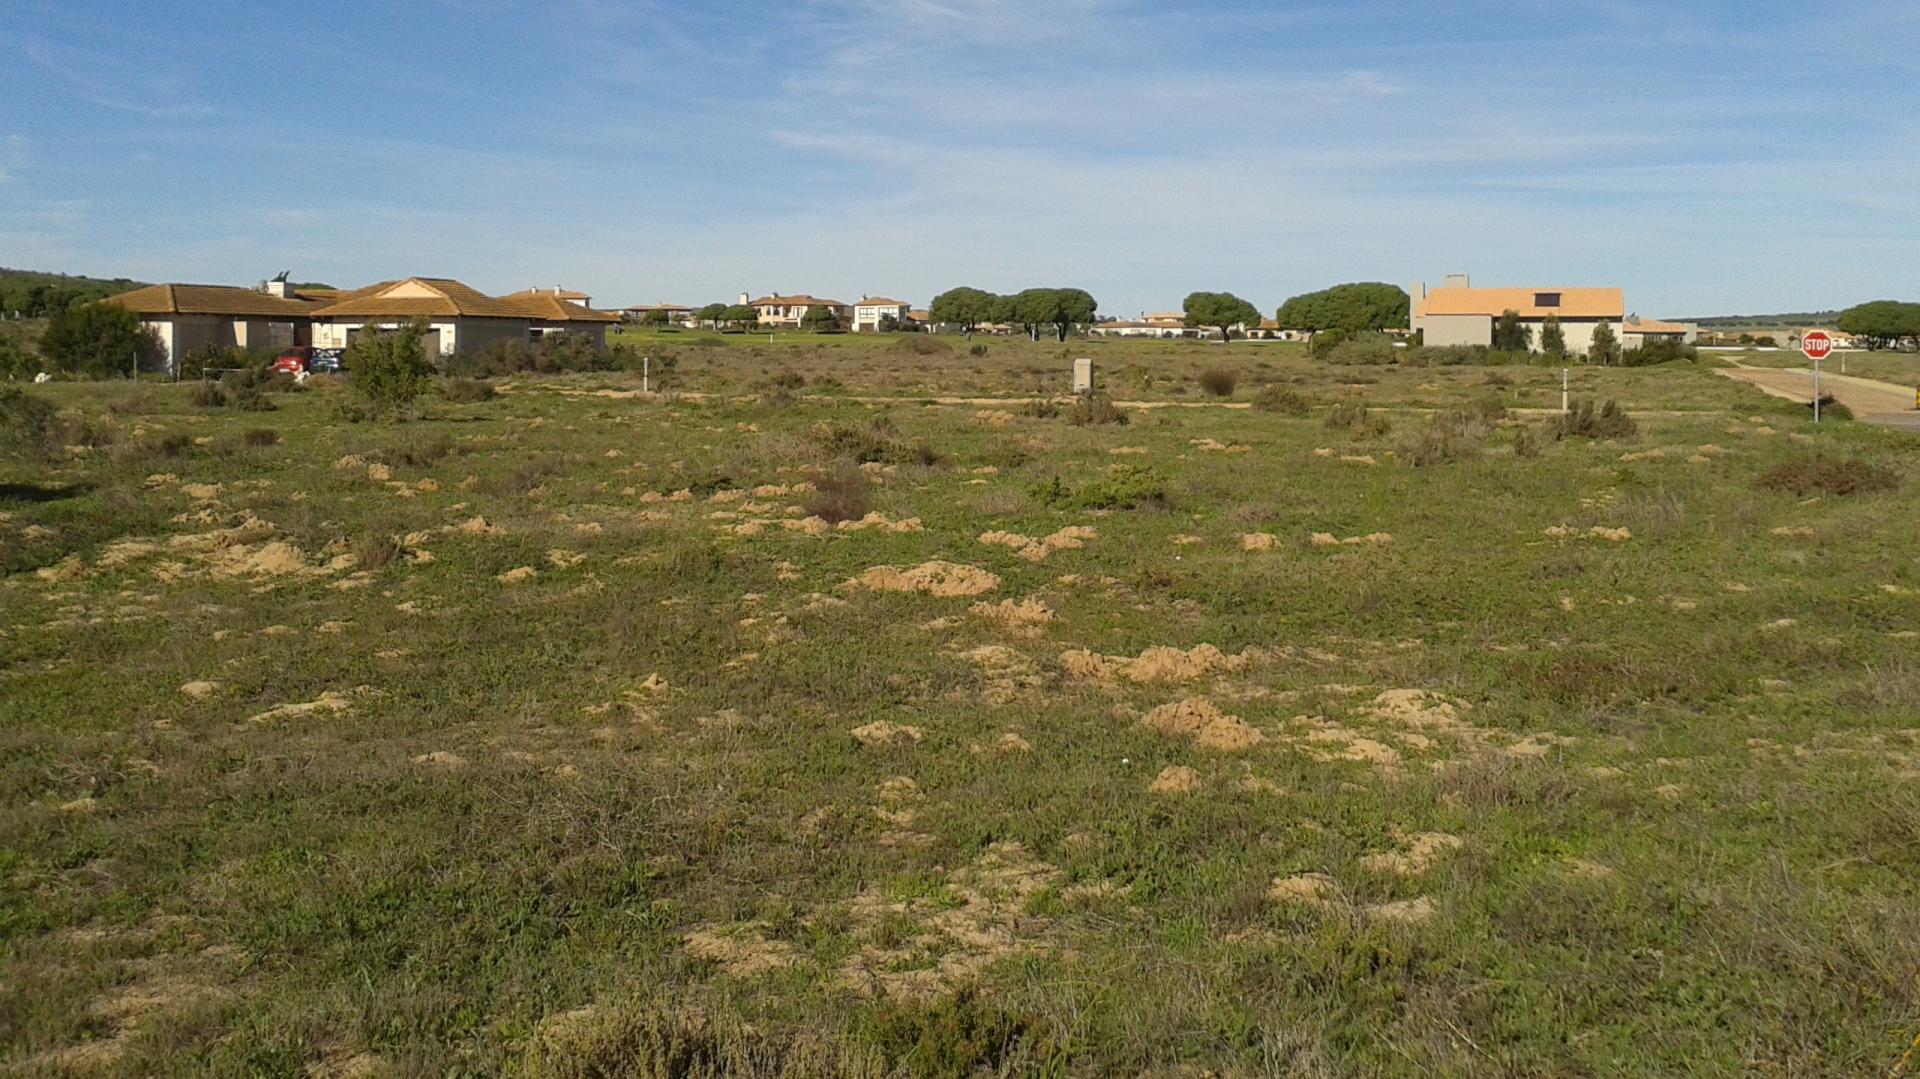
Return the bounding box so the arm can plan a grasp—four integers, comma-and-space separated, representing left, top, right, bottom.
2, 0, 1915, 316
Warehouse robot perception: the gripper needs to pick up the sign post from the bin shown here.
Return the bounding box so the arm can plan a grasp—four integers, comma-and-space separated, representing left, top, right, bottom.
1802, 331, 1833, 424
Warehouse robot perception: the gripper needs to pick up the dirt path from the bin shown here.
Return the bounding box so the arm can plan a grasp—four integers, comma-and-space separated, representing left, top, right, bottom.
1716, 363, 1920, 429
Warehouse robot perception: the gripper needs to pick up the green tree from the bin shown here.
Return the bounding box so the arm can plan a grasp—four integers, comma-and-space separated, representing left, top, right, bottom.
1183, 291, 1261, 342
1008, 288, 1055, 341
346, 322, 434, 418
722, 304, 759, 329
37, 302, 159, 378
639, 308, 670, 327
929, 287, 1000, 336
801, 305, 842, 332
1491, 310, 1531, 352
1836, 300, 1920, 349
1275, 282, 1409, 333
878, 313, 900, 333
1048, 288, 1097, 341
1587, 321, 1620, 365
1540, 313, 1567, 355
0, 336, 34, 380
696, 302, 728, 328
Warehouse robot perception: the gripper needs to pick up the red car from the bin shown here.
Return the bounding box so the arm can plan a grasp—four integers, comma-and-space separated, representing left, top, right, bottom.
271, 347, 312, 376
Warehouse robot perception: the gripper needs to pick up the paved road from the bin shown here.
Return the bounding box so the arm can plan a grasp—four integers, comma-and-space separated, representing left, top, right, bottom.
1716, 364, 1920, 430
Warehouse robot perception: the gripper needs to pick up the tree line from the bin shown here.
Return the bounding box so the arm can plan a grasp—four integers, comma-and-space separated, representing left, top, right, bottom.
1835, 300, 1920, 350
1, 269, 150, 320
928, 288, 1100, 340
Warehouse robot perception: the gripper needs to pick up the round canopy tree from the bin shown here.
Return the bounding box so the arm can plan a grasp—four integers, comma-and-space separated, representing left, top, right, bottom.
1183, 291, 1262, 341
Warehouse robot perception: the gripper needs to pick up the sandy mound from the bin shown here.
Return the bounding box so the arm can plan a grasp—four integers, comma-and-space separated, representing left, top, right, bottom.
969, 597, 1055, 638
837, 512, 923, 534
1269, 873, 1339, 905
178, 681, 219, 699
1544, 525, 1633, 542
449, 516, 501, 536
1149, 765, 1199, 794
1309, 532, 1392, 548
979, 526, 1096, 562
1367, 689, 1469, 732
1140, 697, 1264, 751
497, 566, 537, 583
411, 751, 468, 770
247, 690, 354, 725
1059, 643, 1253, 683
1365, 896, 1436, 925
1241, 533, 1277, 551
851, 721, 924, 747
956, 644, 1044, 704
684, 925, 801, 978
845, 561, 1000, 597
1360, 832, 1463, 877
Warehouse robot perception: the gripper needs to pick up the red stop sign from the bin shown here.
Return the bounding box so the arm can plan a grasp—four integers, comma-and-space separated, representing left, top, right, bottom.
1802, 331, 1833, 362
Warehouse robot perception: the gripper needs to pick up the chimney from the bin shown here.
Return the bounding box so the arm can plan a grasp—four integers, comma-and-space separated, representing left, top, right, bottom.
738, 291, 749, 305
264, 275, 291, 299
1443, 273, 1470, 290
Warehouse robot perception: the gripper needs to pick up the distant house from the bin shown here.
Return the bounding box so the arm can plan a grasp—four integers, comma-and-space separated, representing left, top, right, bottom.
1621, 316, 1698, 348
851, 297, 912, 333
749, 293, 851, 328
104, 277, 333, 373
508, 286, 595, 309
309, 278, 618, 355
1410, 274, 1624, 355
1091, 310, 1202, 339
622, 303, 695, 327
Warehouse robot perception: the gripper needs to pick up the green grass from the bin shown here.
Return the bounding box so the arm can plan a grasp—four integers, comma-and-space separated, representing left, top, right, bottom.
3, 346, 1919, 1074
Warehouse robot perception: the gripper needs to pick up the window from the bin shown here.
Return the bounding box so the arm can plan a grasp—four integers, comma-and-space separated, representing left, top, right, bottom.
1534, 292, 1561, 308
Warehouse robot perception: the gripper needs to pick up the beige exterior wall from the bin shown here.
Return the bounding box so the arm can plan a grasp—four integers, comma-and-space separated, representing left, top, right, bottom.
852, 304, 910, 331
1419, 314, 1491, 347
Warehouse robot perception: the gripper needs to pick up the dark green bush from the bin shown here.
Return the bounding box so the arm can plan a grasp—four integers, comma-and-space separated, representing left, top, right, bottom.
1251, 385, 1311, 416
1066, 392, 1128, 426
1756, 456, 1897, 497
1033, 463, 1166, 510
1197, 368, 1237, 396
1554, 399, 1636, 440
0, 386, 57, 460
439, 377, 497, 403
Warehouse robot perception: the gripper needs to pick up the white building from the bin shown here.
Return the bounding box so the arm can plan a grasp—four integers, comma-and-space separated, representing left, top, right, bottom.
850, 296, 912, 333
1410, 274, 1624, 355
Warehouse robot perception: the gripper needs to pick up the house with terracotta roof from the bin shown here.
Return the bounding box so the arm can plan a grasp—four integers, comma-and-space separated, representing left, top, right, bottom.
851, 296, 912, 333
507, 286, 596, 309
1410, 274, 1624, 355
748, 293, 851, 328
622, 303, 696, 327
1621, 316, 1697, 348
308, 278, 618, 355
104, 277, 336, 372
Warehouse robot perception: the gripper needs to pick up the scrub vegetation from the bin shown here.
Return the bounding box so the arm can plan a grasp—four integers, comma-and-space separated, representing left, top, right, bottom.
3, 335, 1917, 1074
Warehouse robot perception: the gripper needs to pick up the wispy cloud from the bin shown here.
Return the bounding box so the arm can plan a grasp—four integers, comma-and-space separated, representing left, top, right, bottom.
17, 36, 213, 119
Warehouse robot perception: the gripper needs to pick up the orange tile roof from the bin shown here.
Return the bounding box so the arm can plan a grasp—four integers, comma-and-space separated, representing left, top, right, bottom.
105, 283, 325, 318
1417, 287, 1624, 320
750, 294, 848, 308
309, 278, 616, 322
1623, 318, 1690, 334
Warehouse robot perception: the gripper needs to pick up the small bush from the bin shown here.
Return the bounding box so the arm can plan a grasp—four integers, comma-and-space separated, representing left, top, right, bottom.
123, 431, 193, 458
1021, 398, 1061, 420
1251, 385, 1311, 416
187, 381, 226, 408
353, 535, 402, 571
1808, 394, 1853, 421
347, 325, 434, 419
1407, 408, 1493, 467
1512, 426, 1541, 458
1033, 463, 1166, 510
1197, 368, 1237, 397
1756, 456, 1898, 497
1620, 339, 1699, 366
1324, 402, 1391, 436
242, 427, 279, 447
1066, 392, 1128, 426
968, 343, 989, 357
1326, 337, 1400, 365
1554, 399, 1636, 440
804, 460, 872, 522
439, 377, 497, 403
105, 393, 159, 416
0, 386, 58, 460
889, 336, 949, 356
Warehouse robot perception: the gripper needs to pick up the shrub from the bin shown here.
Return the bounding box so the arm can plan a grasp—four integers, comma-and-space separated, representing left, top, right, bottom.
1326, 336, 1400, 365
439, 377, 497, 403
37, 302, 160, 378
889, 336, 949, 356
1808, 394, 1853, 421
347, 325, 434, 418
1066, 392, 1128, 426
1021, 397, 1062, 420
1512, 425, 1541, 458
0, 386, 57, 460
0, 337, 34, 381
1196, 368, 1237, 397
1324, 401, 1391, 436
1033, 463, 1166, 510
809, 419, 901, 463
968, 343, 989, 357
353, 535, 402, 571
804, 460, 873, 522
241, 427, 279, 447
1554, 399, 1636, 440
447, 333, 610, 377
1251, 385, 1311, 416
1407, 408, 1493, 467
1620, 339, 1698, 366
1756, 456, 1897, 497
1307, 329, 1349, 359
178, 345, 273, 381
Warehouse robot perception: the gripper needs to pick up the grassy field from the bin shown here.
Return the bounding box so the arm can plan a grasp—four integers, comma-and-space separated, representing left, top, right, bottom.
4, 339, 1919, 1075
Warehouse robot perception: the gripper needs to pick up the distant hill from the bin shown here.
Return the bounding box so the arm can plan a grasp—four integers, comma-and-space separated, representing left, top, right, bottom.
1683, 311, 1840, 329
1, 267, 149, 318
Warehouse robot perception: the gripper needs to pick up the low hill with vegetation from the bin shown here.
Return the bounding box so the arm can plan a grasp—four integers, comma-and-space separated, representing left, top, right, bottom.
1, 267, 149, 319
